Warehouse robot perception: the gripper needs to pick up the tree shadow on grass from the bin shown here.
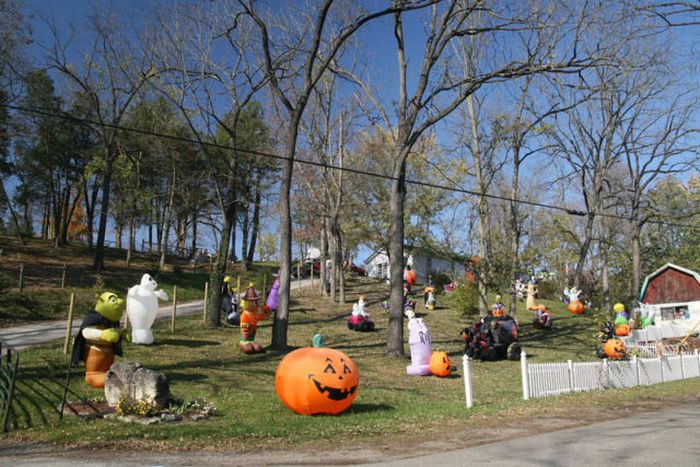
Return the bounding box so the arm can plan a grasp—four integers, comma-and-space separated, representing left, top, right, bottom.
344, 403, 394, 414
155, 338, 221, 348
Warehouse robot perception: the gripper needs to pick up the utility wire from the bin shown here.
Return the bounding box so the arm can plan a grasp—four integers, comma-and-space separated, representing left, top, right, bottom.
3, 102, 699, 230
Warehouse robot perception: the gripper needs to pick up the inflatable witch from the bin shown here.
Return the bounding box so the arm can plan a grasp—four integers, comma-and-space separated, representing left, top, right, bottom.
71, 292, 126, 388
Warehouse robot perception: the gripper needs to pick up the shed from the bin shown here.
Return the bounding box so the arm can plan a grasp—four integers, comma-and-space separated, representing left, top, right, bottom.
639, 263, 700, 329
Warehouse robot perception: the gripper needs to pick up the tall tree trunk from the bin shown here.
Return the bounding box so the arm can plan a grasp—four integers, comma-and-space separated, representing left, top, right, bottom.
631, 221, 643, 303
115, 222, 123, 249
270, 115, 301, 354
320, 216, 329, 296
93, 149, 115, 272
41, 199, 49, 239
601, 239, 611, 318
508, 157, 521, 318
190, 211, 198, 259
467, 94, 491, 317
126, 210, 135, 268
84, 178, 98, 248
158, 167, 176, 271
206, 175, 237, 328
0, 181, 24, 243
387, 153, 408, 359
573, 213, 595, 289
241, 200, 249, 271
247, 176, 261, 263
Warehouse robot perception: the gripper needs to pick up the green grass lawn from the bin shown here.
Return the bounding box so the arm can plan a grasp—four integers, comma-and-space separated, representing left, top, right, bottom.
7, 277, 700, 451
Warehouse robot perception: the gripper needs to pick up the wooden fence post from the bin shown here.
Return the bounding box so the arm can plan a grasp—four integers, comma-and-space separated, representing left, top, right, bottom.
18, 265, 24, 293
202, 282, 209, 323
171, 286, 177, 332
61, 263, 67, 289
63, 292, 76, 355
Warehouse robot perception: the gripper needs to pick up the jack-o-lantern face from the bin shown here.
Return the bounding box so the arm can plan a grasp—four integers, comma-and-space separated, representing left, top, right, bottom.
603, 338, 626, 360
429, 351, 451, 377
275, 347, 359, 415
568, 300, 585, 315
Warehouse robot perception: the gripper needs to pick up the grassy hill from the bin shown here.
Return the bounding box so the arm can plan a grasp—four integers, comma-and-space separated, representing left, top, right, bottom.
0, 236, 273, 325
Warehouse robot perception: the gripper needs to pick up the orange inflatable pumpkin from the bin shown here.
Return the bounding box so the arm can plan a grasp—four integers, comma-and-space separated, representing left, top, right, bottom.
568, 300, 585, 315
429, 351, 451, 377
614, 324, 629, 336
603, 338, 626, 360
275, 347, 359, 415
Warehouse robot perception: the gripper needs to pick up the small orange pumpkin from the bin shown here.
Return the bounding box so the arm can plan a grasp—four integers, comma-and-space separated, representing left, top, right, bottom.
614, 324, 629, 336
603, 338, 626, 360
568, 300, 585, 315
275, 347, 359, 415
429, 351, 451, 377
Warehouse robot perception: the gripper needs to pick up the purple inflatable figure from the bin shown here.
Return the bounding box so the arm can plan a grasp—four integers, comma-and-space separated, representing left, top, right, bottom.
266, 274, 280, 311
405, 309, 432, 376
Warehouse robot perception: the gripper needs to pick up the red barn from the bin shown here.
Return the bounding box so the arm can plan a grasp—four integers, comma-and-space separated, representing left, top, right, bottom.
639, 263, 700, 323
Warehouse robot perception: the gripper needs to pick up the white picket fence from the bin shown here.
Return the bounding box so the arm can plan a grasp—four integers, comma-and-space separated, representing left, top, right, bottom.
520, 350, 700, 400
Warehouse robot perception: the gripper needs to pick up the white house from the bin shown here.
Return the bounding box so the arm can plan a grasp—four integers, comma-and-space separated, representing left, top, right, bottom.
364, 248, 465, 283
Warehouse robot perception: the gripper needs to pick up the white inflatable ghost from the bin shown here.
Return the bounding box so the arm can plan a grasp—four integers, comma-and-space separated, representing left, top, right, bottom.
127, 273, 169, 345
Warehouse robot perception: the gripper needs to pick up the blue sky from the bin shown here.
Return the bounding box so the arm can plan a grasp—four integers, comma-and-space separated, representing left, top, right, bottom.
15, 1, 700, 264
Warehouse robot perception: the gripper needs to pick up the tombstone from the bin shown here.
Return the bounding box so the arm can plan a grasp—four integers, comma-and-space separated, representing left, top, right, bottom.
105, 361, 170, 409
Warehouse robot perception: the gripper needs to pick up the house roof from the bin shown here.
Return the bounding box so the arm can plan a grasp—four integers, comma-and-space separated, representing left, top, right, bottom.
639, 263, 700, 302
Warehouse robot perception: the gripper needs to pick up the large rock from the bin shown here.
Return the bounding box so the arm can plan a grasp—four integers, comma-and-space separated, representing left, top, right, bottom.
105, 361, 170, 408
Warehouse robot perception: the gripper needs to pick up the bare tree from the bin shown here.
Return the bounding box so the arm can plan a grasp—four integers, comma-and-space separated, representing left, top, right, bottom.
48, 8, 155, 271
150, 1, 269, 326
240, 0, 437, 352
380, 1, 598, 357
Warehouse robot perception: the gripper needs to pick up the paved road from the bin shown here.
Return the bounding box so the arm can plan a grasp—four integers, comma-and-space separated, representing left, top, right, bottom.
1, 403, 699, 466
0, 278, 315, 351
0, 300, 205, 351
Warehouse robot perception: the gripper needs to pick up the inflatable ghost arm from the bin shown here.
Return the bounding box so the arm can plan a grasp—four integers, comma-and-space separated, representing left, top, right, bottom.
155, 289, 169, 301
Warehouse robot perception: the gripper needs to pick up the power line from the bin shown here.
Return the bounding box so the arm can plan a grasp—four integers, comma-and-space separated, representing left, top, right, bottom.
3, 102, 699, 231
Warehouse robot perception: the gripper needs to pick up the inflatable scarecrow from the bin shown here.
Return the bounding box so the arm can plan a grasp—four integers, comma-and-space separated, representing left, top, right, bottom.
126, 273, 168, 345
239, 283, 270, 354
71, 292, 126, 388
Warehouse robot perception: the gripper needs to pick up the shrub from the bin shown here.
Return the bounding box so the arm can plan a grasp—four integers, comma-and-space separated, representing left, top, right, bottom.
446, 280, 480, 319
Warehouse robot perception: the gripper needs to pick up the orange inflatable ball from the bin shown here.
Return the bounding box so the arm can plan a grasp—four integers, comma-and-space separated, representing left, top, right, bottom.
275, 347, 359, 415
429, 351, 451, 377
603, 338, 626, 360
568, 300, 585, 315
614, 324, 630, 336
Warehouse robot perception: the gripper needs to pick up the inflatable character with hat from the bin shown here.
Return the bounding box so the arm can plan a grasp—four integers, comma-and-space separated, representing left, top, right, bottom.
239, 282, 270, 354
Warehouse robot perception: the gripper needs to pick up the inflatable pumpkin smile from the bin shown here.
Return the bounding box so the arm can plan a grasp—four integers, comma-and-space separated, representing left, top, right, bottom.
309, 357, 357, 400
310, 378, 357, 401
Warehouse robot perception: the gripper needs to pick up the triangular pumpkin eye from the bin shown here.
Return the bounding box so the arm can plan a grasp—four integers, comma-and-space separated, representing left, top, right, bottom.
324, 358, 336, 374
